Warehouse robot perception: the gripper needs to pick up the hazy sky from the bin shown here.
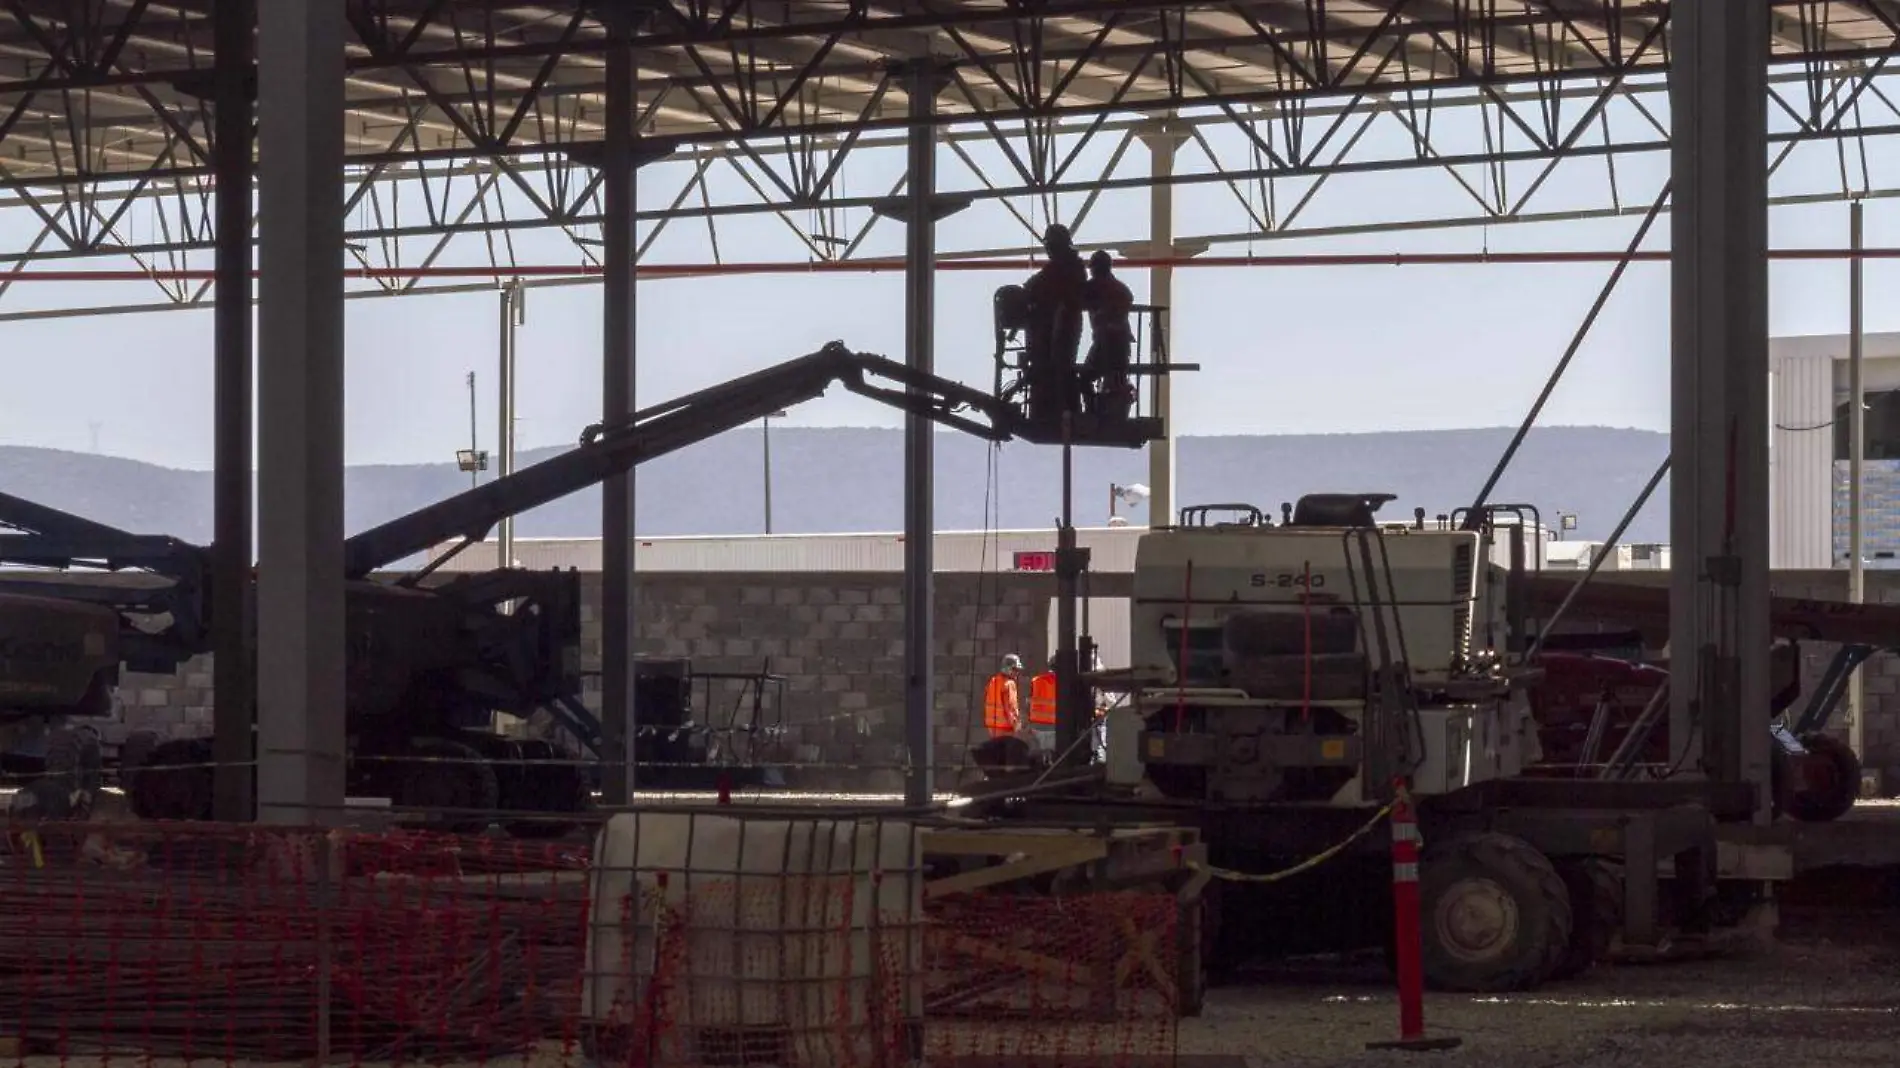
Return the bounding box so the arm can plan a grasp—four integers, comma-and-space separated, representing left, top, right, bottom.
0, 87, 1892, 471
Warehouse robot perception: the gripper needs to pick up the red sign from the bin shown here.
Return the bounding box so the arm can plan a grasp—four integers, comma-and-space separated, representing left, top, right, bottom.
1012, 550, 1057, 572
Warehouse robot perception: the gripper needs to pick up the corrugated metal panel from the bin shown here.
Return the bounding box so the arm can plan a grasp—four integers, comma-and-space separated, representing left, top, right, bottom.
429, 527, 1147, 573
1771, 351, 1834, 569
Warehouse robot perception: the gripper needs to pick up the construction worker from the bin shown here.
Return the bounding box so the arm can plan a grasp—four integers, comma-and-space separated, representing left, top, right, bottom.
1088, 649, 1115, 764
983, 654, 1026, 739
1081, 250, 1135, 418
1028, 662, 1059, 752
1021, 223, 1087, 421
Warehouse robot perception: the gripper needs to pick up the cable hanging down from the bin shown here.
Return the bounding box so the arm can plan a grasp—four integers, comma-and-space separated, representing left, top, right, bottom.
1188, 801, 1398, 884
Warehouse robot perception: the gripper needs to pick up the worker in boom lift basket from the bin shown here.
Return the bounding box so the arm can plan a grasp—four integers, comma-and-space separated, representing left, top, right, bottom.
1088, 649, 1114, 764
1081, 250, 1135, 418
1021, 224, 1088, 422
982, 654, 1026, 739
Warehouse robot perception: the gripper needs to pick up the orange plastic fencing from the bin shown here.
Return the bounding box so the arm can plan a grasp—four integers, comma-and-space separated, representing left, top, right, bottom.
923, 892, 1181, 1065
0, 820, 1178, 1068
0, 822, 592, 1064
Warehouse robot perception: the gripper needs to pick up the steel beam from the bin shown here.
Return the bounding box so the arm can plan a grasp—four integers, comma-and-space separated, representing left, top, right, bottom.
901, 60, 942, 808
15, 60, 1900, 320
255, 0, 347, 825
210, 0, 255, 823
598, 3, 640, 806
1848, 198, 1867, 761
1669, 0, 1771, 820
1141, 116, 1186, 527
498, 278, 524, 570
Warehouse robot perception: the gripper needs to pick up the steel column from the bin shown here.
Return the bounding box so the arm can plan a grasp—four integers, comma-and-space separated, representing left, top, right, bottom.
1141, 117, 1187, 526
902, 61, 941, 808
1848, 199, 1867, 760
498, 278, 524, 570
255, 0, 347, 825
599, 4, 640, 805
211, 0, 256, 823
1669, 0, 1771, 818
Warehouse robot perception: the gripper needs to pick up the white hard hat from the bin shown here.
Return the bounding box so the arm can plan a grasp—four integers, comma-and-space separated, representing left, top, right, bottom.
1002, 654, 1024, 672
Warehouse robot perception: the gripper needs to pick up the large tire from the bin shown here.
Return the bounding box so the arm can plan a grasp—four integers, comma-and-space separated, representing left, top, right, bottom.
504, 759, 593, 840
128, 738, 215, 822
1176, 887, 1218, 1018
1781, 733, 1861, 824
1550, 858, 1623, 980
391, 738, 500, 835
118, 730, 158, 792
1419, 832, 1572, 993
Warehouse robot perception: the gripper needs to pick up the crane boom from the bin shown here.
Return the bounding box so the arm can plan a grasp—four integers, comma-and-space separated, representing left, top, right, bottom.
342, 341, 1013, 579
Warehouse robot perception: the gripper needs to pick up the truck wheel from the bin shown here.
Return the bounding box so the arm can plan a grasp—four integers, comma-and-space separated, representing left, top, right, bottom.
1782, 734, 1861, 823
392, 738, 500, 834
128, 739, 215, 822
1420, 832, 1572, 993
1175, 884, 1219, 1018
1550, 858, 1623, 980
118, 730, 158, 792
505, 760, 592, 840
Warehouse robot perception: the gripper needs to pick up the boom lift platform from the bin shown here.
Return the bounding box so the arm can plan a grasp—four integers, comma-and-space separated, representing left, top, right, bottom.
0, 327, 1193, 833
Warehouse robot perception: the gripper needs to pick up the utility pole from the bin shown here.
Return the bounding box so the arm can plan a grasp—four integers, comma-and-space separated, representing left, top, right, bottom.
763, 409, 786, 534
455, 371, 489, 488
498, 278, 525, 568
466, 372, 480, 487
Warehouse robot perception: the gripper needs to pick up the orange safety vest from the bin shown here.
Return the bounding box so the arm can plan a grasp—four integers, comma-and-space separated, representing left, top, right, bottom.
983, 674, 1020, 737
1028, 672, 1058, 726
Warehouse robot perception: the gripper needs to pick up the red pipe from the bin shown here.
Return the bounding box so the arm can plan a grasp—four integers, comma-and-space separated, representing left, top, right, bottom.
0, 247, 1894, 282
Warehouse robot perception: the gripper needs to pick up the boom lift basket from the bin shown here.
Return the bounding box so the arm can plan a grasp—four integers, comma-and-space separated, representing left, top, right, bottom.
991, 287, 1189, 449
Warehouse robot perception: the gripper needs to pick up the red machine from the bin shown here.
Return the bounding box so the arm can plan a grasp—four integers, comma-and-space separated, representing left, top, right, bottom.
1520, 576, 1878, 822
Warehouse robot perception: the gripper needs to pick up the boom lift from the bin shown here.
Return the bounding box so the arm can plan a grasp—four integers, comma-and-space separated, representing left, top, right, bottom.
0, 333, 1191, 832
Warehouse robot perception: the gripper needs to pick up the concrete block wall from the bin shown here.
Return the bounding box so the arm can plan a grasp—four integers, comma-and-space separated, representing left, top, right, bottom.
569, 572, 1067, 784
114, 657, 215, 742
98, 570, 1112, 788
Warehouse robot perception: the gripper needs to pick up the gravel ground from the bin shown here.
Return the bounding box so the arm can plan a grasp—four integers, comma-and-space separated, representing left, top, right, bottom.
2, 909, 1895, 1068
1177, 906, 1900, 1067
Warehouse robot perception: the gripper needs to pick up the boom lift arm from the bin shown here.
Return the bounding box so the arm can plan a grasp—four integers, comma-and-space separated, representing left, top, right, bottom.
0, 341, 1010, 595
0, 491, 210, 671
345, 341, 1014, 579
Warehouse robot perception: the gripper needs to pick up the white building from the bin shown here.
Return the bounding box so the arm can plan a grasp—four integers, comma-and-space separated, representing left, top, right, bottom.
1543, 540, 1670, 572
1771, 330, 1900, 569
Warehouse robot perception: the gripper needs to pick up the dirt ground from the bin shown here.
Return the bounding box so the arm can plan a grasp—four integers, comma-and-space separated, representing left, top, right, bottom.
2, 902, 1894, 1068
1176, 905, 1900, 1067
